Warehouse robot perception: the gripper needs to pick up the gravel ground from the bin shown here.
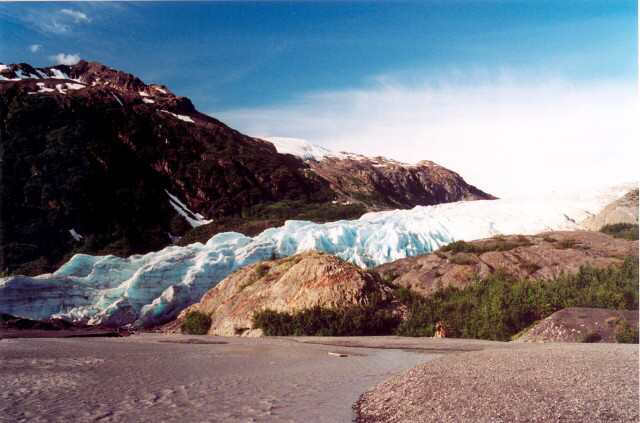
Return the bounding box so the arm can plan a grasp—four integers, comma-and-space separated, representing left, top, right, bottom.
0, 334, 439, 423
356, 343, 639, 423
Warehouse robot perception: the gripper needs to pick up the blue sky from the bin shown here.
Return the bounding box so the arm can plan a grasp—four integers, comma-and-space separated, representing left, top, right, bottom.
0, 1, 637, 195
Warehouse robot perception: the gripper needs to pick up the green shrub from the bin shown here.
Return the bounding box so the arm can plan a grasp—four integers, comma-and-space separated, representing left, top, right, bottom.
255, 263, 270, 278
253, 305, 400, 336
616, 320, 639, 343
181, 311, 212, 335
450, 253, 477, 266
580, 332, 602, 343
397, 257, 638, 341
600, 223, 639, 241
440, 240, 480, 254
439, 236, 532, 255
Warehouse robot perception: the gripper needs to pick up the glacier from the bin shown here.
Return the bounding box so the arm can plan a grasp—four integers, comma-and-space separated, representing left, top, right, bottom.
0, 184, 633, 327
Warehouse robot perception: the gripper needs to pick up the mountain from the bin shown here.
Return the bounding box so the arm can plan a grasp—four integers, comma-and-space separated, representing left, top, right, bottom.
0, 185, 625, 327
375, 230, 638, 297
164, 251, 393, 336
0, 61, 492, 275
266, 137, 494, 209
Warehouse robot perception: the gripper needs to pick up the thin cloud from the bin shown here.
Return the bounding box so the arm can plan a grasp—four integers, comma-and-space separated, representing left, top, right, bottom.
60, 9, 91, 23
50, 53, 81, 65
19, 7, 91, 35
217, 73, 638, 197
29, 44, 41, 53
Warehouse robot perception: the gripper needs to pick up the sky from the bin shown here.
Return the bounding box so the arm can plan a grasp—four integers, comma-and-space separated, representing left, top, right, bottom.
0, 1, 637, 196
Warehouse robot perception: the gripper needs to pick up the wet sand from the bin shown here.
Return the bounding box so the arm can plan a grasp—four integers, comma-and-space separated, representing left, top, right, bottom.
1, 334, 449, 422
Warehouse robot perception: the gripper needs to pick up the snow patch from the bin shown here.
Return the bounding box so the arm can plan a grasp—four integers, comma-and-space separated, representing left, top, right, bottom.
264, 137, 336, 161
166, 190, 212, 228
34, 82, 55, 93
139, 91, 150, 97
152, 86, 167, 94
142, 98, 155, 104
65, 83, 85, 90
111, 93, 124, 106
0, 184, 632, 327
264, 137, 416, 167
69, 229, 83, 241
49, 68, 71, 80
159, 110, 194, 123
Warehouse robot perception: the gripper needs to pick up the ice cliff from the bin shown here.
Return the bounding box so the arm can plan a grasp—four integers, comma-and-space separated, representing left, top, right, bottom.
0, 185, 632, 327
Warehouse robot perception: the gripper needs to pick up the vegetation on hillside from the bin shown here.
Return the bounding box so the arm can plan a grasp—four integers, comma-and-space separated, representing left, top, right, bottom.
181, 311, 212, 335
438, 235, 532, 255
600, 223, 639, 241
254, 257, 639, 342
253, 305, 399, 336
616, 320, 639, 343
397, 257, 638, 340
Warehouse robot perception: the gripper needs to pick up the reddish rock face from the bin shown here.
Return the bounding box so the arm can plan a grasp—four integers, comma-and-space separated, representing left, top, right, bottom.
375, 230, 639, 296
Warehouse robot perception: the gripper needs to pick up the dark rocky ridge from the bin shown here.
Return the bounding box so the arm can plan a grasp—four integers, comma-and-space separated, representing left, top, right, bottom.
0, 61, 492, 275
306, 154, 494, 209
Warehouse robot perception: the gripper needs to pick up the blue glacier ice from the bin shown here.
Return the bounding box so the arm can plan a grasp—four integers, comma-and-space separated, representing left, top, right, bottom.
0, 186, 631, 327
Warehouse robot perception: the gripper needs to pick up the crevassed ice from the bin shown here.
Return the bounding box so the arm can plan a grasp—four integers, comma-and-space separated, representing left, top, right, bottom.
0, 184, 633, 327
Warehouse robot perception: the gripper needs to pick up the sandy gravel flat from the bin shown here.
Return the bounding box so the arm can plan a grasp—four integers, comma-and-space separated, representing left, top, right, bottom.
0, 334, 441, 423
3, 334, 636, 422
356, 342, 639, 423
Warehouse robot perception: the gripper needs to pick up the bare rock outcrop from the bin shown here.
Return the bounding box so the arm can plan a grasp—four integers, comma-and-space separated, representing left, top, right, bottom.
515, 307, 638, 343
167, 252, 392, 336
582, 188, 638, 230
376, 230, 638, 296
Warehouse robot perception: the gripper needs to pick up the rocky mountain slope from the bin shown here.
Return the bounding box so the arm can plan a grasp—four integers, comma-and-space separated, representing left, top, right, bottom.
165, 252, 392, 336
514, 307, 638, 343
266, 137, 493, 209
375, 230, 638, 296
0, 61, 492, 275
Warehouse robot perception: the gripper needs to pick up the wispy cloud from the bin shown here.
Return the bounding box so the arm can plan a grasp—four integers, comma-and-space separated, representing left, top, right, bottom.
217, 73, 638, 197
28, 44, 41, 53
60, 9, 90, 24
20, 7, 92, 34
50, 53, 81, 65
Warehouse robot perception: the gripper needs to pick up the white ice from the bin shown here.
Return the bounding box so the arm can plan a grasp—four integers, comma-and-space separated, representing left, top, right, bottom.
0, 183, 634, 327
